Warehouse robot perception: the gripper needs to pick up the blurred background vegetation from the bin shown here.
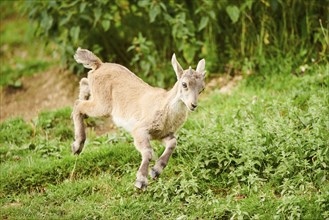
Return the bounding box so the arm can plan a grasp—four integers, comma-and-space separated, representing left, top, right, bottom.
1, 0, 328, 87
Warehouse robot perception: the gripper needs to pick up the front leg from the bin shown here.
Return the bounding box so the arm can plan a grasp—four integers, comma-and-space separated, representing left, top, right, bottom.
72, 100, 86, 155
133, 130, 154, 190
71, 78, 90, 154
72, 100, 110, 154
150, 135, 176, 179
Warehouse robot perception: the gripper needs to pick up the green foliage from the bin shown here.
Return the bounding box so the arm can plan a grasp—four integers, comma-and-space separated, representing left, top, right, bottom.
0, 1, 54, 87
0, 118, 32, 146
22, 0, 327, 86
1, 63, 328, 219
34, 108, 73, 140
0, 108, 73, 162
0, 60, 51, 87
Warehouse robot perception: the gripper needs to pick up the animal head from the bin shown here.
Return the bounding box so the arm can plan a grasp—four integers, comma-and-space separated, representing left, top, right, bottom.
171, 54, 206, 111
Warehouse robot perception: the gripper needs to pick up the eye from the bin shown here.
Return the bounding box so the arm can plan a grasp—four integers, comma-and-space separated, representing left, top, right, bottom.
182, 82, 187, 89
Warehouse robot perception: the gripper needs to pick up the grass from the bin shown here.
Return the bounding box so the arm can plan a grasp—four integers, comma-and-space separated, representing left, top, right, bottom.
0, 1, 55, 87
1, 62, 328, 219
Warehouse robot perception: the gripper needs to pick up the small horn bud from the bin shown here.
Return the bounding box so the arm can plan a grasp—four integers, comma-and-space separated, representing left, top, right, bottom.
189, 66, 193, 75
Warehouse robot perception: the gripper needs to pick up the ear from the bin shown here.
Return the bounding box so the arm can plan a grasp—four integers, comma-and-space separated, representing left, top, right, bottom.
172, 53, 184, 80
196, 58, 205, 73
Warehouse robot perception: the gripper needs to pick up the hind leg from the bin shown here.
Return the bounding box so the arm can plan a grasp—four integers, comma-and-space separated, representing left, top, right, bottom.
78, 78, 90, 100
72, 100, 109, 154
71, 78, 90, 154
72, 101, 86, 154
150, 134, 176, 179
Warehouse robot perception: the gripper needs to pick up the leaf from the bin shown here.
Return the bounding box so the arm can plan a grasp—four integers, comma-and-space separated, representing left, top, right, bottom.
241, 0, 253, 10
226, 5, 240, 23
209, 10, 216, 20
159, 2, 167, 11
59, 14, 71, 26
246, 0, 253, 10
80, 2, 87, 13
103, 13, 112, 20
138, 0, 150, 7
102, 20, 110, 31
40, 11, 53, 33
12, 80, 22, 88
198, 16, 209, 31
149, 4, 161, 23
183, 44, 196, 63
93, 8, 102, 26
70, 26, 80, 44
127, 45, 135, 52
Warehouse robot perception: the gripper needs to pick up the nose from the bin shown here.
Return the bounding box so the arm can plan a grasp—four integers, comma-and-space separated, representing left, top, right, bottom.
191, 103, 198, 109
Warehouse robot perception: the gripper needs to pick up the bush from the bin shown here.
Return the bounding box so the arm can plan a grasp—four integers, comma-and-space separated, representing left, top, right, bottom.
23, 0, 327, 86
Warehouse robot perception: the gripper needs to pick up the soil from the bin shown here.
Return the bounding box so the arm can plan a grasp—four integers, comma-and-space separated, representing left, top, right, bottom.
207, 74, 243, 94
0, 68, 79, 122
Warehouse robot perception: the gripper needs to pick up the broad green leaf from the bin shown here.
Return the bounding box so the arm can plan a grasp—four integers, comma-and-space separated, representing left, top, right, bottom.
198, 16, 209, 31
93, 8, 102, 26
70, 26, 80, 44
241, 0, 254, 10
159, 2, 167, 11
226, 5, 240, 23
104, 13, 112, 20
183, 44, 196, 63
209, 10, 216, 20
138, 0, 150, 7
149, 4, 161, 23
127, 45, 135, 52
102, 20, 110, 31
246, 0, 254, 10
59, 13, 72, 26
80, 2, 87, 13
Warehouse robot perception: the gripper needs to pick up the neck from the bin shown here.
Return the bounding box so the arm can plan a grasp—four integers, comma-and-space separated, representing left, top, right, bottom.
153, 82, 188, 135
167, 82, 187, 113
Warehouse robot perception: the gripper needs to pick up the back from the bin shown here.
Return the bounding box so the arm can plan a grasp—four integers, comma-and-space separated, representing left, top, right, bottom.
92, 63, 167, 123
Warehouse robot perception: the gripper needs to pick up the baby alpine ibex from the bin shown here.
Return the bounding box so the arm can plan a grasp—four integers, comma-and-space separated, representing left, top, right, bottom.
72, 48, 206, 189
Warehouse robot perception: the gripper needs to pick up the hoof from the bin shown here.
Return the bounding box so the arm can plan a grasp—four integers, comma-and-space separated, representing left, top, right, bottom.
71, 141, 84, 155
150, 168, 160, 180
134, 180, 148, 190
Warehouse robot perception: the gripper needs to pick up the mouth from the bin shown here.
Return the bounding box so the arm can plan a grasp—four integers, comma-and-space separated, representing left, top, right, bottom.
188, 106, 196, 112
182, 101, 197, 112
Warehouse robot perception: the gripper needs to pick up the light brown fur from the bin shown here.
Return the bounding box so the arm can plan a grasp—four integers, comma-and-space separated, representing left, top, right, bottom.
72, 48, 205, 189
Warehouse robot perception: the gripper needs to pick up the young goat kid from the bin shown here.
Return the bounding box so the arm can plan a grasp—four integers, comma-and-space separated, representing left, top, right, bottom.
72, 48, 206, 189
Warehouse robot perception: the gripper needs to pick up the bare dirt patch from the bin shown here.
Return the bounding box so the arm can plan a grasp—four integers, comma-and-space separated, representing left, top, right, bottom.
207, 74, 243, 94
0, 68, 79, 122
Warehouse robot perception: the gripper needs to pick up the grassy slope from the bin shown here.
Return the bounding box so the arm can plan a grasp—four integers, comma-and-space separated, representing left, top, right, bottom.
0, 1, 54, 87
1, 63, 328, 219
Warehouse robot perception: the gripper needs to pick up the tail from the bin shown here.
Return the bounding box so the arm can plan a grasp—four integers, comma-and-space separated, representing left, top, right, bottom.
74, 48, 103, 70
